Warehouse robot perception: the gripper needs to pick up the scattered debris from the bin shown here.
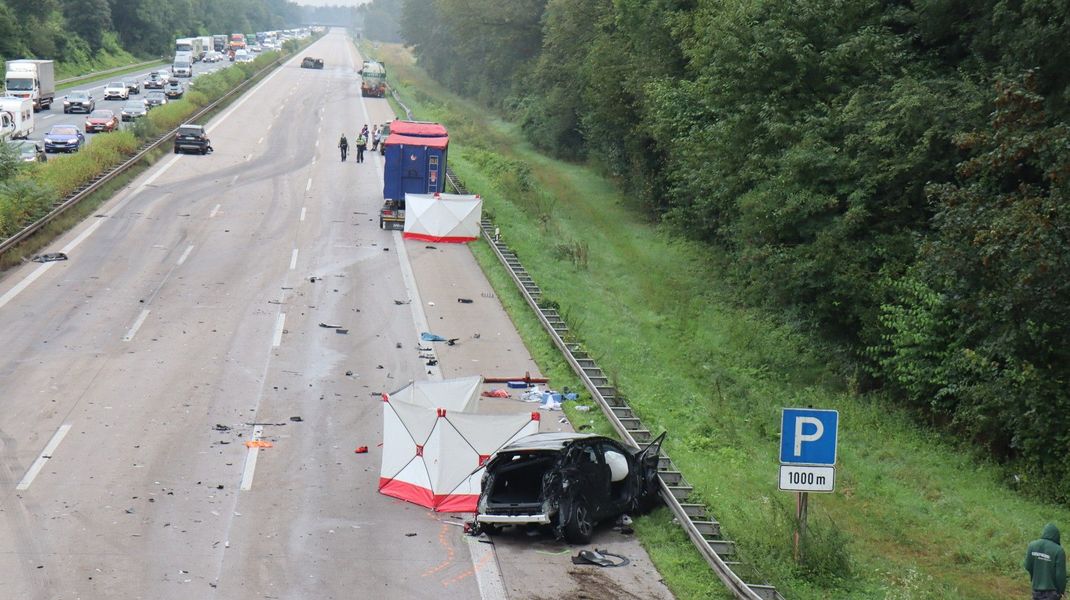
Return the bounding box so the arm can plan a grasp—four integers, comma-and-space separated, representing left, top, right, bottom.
244, 440, 273, 449
405, 532, 417, 537
319, 323, 343, 329
289, 416, 303, 422
426, 359, 438, 366
481, 390, 510, 398
32, 252, 68, 263
571, 549, 630, 568
420, 332, 447, 342
425, 245, 437, 249
354, 446, 368, 454
484, 372, 550, 385
309, 276, 320, 283
376, 365, 384, 370
213, 424, 231, 432
336, 329, 349, 334
345, 370, 354, 376
394, 299, 410, 305
396, 342, 402, 348
457, 298, 474, 304
575, 405, 591, 412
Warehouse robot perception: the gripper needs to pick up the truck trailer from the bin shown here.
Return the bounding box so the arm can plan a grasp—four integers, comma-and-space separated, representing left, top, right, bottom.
380, 121, 449, 230
3, 59, 55, 112
360, 61, 387, 97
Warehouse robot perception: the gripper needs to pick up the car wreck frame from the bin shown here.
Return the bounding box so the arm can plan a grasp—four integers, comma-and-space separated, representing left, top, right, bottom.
474, 431, 665, 543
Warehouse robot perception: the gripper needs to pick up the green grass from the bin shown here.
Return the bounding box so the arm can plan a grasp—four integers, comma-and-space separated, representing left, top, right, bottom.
373, 42, 1067, 599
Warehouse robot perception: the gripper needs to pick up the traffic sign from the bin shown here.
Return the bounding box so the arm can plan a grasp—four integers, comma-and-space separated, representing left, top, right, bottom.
780, 408, 838, 466
779, 465, 835, 492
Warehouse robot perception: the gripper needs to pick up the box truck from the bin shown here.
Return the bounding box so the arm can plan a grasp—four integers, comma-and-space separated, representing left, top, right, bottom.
4, 59, 55, 111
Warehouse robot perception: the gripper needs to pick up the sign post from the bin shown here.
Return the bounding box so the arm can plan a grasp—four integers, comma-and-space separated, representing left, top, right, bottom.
779, 408, 839, 563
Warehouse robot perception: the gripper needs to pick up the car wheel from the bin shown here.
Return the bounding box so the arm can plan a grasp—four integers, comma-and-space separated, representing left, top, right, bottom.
564, 497, 594, 544
63, 108, 68, 114
174, 147, 180, 154
480, 523, 501, 535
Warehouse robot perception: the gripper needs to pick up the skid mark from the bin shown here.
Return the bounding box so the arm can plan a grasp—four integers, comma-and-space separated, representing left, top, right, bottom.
422, 524, 455, 577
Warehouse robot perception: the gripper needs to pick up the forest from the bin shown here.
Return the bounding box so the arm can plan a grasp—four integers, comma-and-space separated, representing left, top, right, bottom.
0, 0, 301, 69
392, 0, 1070, 500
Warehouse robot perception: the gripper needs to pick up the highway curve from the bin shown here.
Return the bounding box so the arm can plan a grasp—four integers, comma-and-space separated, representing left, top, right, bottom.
0, 30, 674, 600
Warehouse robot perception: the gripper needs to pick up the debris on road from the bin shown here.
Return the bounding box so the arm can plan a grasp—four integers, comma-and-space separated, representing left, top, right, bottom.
457, 298, 473, 304
244, 440, 273, 449
354, 446, 368, 454
213, 424, 231, 432
394, 299, 410, 305
481, 389, 510, 398
32, 252, 68, 263
309, 276, 320, 283
336, 329, 349, 334
289, 416, 303, 422
319, 323, 343, 329
405, 532, 417, 537
571, 549, 630, 568
484, 372, 550, 385
420, 332, 447, 342
345, 370, 354, 376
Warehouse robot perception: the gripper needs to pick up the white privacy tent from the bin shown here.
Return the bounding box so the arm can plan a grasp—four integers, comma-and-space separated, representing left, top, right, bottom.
402, 193, 483, 243
379, 377, 541, 512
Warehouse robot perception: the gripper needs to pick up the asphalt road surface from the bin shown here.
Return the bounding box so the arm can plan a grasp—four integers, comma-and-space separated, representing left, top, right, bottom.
0, 31, 674, 600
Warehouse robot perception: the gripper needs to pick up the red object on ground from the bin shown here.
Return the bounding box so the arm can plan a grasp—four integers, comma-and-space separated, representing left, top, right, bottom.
354, 446, 368, 454
481, 389, 511, 398
482, 371, 549, 384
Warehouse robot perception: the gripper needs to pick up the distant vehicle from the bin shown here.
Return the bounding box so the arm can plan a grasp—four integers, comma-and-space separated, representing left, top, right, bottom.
173, 123, 212, 155
103, 81, 129, 100
233, 50, 254, 64
4, 59, 55, 111
144, 91, 167, 108
172, 53, 193, 78
143, 71, 167, 90
6, 139, 46, 162
300, 57, 324, 69
124, 79, 141, 95
43, 124, 84, 153
62, 90, 95, 114
202, 51, 223, 63
120, 99, 148, 121
229, 33, 246, 52
85, 109, 119, 133
474, 433, 664, 543
164, 80, 184, 99
360, 60, 387, 97
249, 43, 262, 53
0, 96, 35, 140
175, 37, 203, 62
213, 34, 228, 52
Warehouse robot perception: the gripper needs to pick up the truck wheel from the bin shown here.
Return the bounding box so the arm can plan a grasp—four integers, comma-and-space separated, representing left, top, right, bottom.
564, 498, 594, 544
379, 218, 384, 229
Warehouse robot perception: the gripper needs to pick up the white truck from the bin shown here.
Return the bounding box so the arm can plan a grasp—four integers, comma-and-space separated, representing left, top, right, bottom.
175, 38, 203, 62
4, 59, 56, 112
0, 96, 35, 141
172, 52, 193, 78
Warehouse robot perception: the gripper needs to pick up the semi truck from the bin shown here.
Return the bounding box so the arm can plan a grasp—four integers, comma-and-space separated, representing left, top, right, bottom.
175, 38, 203, 61
0, 96, 35, 140
379, 120, 449, 230
360, 61, 387, 97
3, 59, 55, 112
213, 35, 227, 52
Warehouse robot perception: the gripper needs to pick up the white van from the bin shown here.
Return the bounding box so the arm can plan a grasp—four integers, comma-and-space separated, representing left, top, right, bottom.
172, 52, 193, 78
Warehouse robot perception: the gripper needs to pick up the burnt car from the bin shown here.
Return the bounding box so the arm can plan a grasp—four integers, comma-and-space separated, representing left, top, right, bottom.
475, 432, 664, 543
300, 56, 324, 69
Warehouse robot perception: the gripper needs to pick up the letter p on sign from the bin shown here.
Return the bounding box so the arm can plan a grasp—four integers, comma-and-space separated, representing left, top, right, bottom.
780, 408, 838, 466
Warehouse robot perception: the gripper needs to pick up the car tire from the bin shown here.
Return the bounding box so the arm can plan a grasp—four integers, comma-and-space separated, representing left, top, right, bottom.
63, 108, 69, 114
174, 147, 180, 154
564, 497, 594, 544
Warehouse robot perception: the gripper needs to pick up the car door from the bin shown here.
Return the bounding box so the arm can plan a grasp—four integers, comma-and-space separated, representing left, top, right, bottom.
629, 432, 666, 509
567, 441, 613, 519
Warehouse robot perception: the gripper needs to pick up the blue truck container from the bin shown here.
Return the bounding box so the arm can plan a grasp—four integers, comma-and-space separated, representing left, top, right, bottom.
382, 125, 449, 201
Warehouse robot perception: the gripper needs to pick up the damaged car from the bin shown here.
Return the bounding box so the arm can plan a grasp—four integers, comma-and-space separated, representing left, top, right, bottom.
474, 432, 664, 543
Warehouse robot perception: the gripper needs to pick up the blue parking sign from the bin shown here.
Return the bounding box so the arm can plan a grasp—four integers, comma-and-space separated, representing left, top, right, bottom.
780, 408, 838, 466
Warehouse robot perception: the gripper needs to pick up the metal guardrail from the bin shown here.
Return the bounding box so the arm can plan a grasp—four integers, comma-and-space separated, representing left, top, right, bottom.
56, 58, 166, 86
0, 56, 286, 258
444, 168, 785, 600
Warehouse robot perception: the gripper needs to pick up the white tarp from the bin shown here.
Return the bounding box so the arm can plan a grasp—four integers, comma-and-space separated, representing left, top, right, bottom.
403, 193, 483, 243
379, 378, 539, 512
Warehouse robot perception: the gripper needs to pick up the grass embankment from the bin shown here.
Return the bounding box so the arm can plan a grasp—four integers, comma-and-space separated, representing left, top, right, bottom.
370, 42, 1068, 599
0, 48, 296, 255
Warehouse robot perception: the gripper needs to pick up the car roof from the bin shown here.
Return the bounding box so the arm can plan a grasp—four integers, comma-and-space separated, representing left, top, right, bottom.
498, 432, 607, 452
90, 109, 113, 116
109, 81, 124, 86
50, 125, 78, 133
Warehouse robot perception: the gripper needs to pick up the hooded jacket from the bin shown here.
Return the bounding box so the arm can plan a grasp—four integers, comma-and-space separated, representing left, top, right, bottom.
1026, 523, 1067, 593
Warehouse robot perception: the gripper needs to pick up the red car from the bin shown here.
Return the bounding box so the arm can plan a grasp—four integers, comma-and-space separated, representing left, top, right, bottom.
85, 109, 119, 133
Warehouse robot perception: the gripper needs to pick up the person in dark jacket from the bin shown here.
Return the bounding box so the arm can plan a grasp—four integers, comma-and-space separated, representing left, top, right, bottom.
338, 134, 348, 161
1026, 523, 1067, 599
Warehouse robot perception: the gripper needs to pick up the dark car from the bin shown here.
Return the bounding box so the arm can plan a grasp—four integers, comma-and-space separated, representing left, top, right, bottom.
62, 91, 95, 114
164, 79, 184, 99
143, 72, 166, 90
300, 57, 324, 69
44, 125, 85, 153
144, 91, 167, 109
85, 109, 119, 133
125, 79, 141, 95
173, 123, 211, 155
475, 432, 664, 543
121, 99, 148, 121
6, 140, 46, 163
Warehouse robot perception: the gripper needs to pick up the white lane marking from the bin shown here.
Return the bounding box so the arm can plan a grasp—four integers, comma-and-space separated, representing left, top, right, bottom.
16, 424, 73, 491
42, 114, 54, 120
467, 537, 508, 600
289, 249, 298, 270
258, 136, 264, 144
210, 204, 221, 218
299, 207, 306, 222
176, 244, 194, 266
245, 154, 252, 162
122, 309, 151, 341
305, 177, 312, 192
0, 263, 54, 312
239, 425, 265, 491
314, 139, 319, 148
230, 174, 239, 186
271, 312, 286, 347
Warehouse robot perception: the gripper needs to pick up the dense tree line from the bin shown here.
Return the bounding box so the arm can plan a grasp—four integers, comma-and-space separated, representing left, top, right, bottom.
0, 0, 301, 65
398, 0, 1070, 499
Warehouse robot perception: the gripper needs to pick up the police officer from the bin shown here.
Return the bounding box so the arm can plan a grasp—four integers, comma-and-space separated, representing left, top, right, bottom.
338, 133, 348, 161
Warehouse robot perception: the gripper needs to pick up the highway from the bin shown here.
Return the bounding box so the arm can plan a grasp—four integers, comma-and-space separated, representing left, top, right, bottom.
0, 31, 673, 599
27, 54, 232, 147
